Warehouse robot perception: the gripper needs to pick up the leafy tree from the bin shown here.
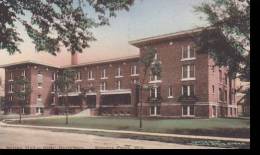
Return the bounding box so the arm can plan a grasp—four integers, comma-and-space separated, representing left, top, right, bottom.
13, 78, 32, 123
55, 69, 77, 124
138, 47, 161, 128
194, 0, 250, 104
0, 0, 134, 55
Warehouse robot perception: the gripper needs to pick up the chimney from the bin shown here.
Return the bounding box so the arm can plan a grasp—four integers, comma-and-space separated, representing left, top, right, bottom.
71, 52, 79, 65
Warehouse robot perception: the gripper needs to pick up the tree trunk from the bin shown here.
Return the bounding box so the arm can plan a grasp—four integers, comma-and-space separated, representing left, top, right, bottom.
19, 106, 22, 124
139, 86, 143, 129
65, 95, 69, 125
139, 72, 147, 129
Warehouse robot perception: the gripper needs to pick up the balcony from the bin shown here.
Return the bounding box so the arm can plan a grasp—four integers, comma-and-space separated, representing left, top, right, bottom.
178, 95, 199, 102
147, 96, 163, 104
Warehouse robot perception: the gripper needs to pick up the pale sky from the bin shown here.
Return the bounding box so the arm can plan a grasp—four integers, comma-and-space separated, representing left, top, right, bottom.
0, 0, 209, 81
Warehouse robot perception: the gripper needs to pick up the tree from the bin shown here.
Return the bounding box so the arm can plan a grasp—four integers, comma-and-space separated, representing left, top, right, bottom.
194, 0, 250, 104
13, 78, 32, 123
138, 47, 161, 129
55, 69, 77, 124
0, 0, 135, 55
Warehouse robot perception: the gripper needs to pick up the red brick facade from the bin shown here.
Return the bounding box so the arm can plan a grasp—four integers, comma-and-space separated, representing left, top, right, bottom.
2, 28, 238, 118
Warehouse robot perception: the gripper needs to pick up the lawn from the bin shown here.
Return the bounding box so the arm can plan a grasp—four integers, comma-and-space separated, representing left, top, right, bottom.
10, 116, 250, 138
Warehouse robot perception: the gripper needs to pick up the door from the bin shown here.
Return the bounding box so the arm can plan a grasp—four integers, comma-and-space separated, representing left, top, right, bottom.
150, 106, 160, 116
182, 105, 195, 117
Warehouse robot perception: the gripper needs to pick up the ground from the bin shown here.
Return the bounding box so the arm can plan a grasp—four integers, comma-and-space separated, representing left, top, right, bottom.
0, 126, 218, 149
11, 116, 250, 138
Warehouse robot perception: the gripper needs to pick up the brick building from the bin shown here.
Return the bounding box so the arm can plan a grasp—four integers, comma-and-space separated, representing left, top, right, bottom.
0, 28, 237, 118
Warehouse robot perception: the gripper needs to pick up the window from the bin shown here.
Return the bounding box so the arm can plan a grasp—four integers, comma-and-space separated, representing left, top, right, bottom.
212, 106, 217, 117
9, 84, 13, 93
37, 95, 42, 104
149, 70, 161, 82
131, 65, 138, 75
116, 80, 121, 90
154, 53, 158, 60
88, 70, 94, 80
150, 86, 161, 98
21, 84, 26, 92
182, 64, 195, 80
21, 70, 26, 78
52, 84, 56, 92
76, 84, 81, 92
52, 96, 56, 104
100, 82, 106, 91
150, 106, 160, 116
132, 79, 138, 84
101, 69, 107, 79
182, 85, 195, 96
224, 90, 227, 102
212, 85, 215, 94
9, 72, 13, 81
116, 66, 122, 77
52, 72, 56, 81
182, 105, 195, 116
76, 71, 81, 80
224, 73, 228, 85
182, 45, 196, 60
168, 86, 173, 98
37, 71, 43, 88
219, 88, 224, 101
219, 70, 222, 82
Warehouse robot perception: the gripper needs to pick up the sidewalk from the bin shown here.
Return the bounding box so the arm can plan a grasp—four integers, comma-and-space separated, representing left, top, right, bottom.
0, 121, 250, 143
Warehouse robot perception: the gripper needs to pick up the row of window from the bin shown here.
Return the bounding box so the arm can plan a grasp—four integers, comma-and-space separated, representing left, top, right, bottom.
50, 65, 139, 81
8, 70, 26, 81
149, 85, 195, 99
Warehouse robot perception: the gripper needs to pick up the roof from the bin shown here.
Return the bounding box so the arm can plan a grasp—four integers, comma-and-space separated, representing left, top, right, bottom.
63, 55, 140, 68
0, 60, 60, 68
129, 27, 207, 47
0, 55, 140, 69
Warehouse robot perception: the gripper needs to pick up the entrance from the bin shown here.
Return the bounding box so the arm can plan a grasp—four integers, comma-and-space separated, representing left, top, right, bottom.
36, 107, 44, 114
150, 106, 160, 116
182, 105, 194, 117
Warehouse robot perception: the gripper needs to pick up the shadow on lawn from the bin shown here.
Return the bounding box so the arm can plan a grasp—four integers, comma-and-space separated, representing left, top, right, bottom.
168, 128, 250, 138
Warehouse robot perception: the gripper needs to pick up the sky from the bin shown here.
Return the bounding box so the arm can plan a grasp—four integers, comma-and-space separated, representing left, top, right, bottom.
0, 0, 209, 81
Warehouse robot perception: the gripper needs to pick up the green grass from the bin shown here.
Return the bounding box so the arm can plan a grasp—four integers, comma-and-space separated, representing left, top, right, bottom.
10, 116, 250, 138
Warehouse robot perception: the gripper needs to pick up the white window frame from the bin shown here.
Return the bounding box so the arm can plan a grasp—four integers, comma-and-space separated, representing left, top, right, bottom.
181, 65, 196, 81
150, 106, 160, 116
168, 86, 173, 98
100, 82, 106, 91
182, 105, 195, 117
117, 80, 121, 90
51, 84, 56, 93
115, 67, 123, 78
77, 84, 81, 92
131, 65, 139, 76
52, 96, 56, 104
150, 86, 159, 98
9, 84, 13, 93
37, 72, 43, 88
212, 106, 218, 117
76, 71, 82, 81
21, 84, 26, 92
52, 72, 56, 81
21, 70, 26, 78
181, 45, 196, 61
88, 70, 94, 80
9, 72, 13, 81
101, 69, 108, 79
182, 85, 194, 97
154, 53, 158, 60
